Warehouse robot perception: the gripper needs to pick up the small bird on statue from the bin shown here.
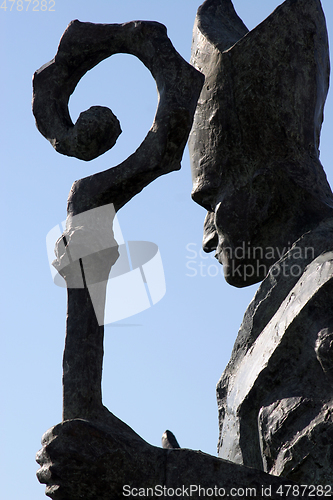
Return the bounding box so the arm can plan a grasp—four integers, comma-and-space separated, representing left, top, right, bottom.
161, 430, 180, 449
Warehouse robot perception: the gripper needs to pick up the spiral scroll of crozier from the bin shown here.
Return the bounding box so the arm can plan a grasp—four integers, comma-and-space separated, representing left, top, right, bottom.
32, 19, 204, 169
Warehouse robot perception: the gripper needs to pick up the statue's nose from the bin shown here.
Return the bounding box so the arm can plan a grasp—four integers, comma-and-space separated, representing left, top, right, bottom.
203, 231, 218, 253
202, 211, 218, 253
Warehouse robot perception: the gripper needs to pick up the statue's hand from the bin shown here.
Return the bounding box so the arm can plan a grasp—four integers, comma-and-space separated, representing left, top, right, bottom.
36, 415, 166, 500
36, 410, 303, 500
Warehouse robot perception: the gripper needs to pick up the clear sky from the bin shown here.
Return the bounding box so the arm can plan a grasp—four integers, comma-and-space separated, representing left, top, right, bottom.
1, 1, 333, 499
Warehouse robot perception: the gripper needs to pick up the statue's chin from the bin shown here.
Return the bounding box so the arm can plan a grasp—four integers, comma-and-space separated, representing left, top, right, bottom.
222, 259, 268, 288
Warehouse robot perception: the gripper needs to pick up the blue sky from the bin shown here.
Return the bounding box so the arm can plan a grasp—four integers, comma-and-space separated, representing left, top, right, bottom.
1, 1, 333, 498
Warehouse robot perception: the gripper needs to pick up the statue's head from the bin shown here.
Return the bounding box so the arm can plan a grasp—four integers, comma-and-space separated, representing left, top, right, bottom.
189, 0, 333, 287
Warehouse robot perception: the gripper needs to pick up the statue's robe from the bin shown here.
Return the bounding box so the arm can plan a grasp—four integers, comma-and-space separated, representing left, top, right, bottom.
217, 218, 333, 483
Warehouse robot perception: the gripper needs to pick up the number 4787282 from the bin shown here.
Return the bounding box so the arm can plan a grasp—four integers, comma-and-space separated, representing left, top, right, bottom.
0, 0, 55, 11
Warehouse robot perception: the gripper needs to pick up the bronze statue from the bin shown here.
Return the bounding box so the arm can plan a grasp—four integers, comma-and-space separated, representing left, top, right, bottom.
34, 0, 333, 497
189, 0, 333, 484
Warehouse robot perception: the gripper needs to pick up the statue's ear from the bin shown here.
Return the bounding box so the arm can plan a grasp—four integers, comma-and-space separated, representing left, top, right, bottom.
190, 0, 333, 208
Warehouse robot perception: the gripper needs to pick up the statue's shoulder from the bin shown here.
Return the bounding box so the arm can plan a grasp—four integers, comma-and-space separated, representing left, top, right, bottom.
219, 217, 333, 386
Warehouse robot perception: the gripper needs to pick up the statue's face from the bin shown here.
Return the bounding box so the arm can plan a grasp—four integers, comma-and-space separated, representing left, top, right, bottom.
192, 168, 286, 287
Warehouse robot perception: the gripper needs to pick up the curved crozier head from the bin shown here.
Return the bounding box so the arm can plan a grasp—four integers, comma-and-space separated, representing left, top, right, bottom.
33, 19, 204, 167
189, 0, 333, 287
